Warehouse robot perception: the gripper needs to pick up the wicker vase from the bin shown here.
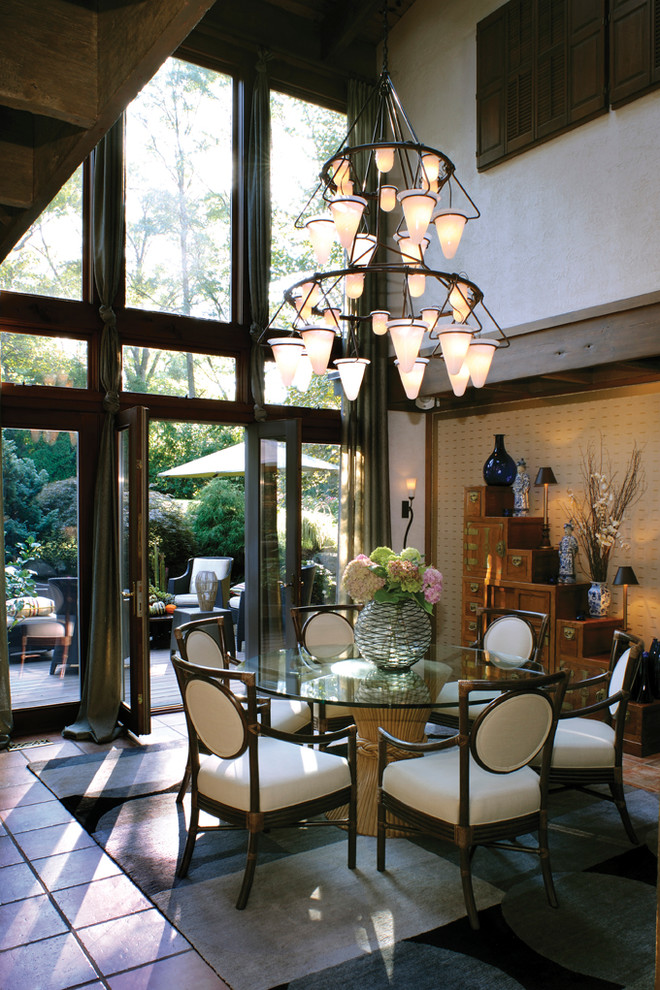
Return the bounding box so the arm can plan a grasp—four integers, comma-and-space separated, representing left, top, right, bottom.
354, 599, 432, 671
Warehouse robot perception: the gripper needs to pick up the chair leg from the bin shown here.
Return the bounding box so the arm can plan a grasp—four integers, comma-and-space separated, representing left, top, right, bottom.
538, 814, 558, 908
236, 830, 260, 910
176, 756, 191, 804
177, 801, 199, 878
610, 775, 639, 844
376, 799, 387, 872
459, 842, 480, 930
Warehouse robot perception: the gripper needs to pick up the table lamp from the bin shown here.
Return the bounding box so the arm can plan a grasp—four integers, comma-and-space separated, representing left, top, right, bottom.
613, 566, 638, 630
534, 467, 557, 548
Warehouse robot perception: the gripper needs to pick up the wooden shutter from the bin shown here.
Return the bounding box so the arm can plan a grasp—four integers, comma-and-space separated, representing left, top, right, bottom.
477, 8, 507, 168
506, 0, 535, 151
537, 0, 569, 136
610, 0, 652, 105
568, 0, 607, 121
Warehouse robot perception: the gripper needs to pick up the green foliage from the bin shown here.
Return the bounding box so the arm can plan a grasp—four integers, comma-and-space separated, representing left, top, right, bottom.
37, 477, 78, 530
148, 420, 243, 500
190, 478, 245, 580
5, 537, 42, 600
148, 490, 197, 582
39, 534, 78, 576
2, 435, 58, 553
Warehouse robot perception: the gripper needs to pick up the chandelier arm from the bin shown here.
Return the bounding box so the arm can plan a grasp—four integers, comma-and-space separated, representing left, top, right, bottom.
447, 174, 481, 221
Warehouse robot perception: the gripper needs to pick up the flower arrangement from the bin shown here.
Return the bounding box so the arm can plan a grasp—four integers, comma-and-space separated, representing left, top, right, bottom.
341, 546, 443, 614
567, 441, 645, 583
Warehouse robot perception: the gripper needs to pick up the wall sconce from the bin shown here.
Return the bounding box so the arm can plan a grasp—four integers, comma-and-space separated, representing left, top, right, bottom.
534, 467, 557, 548
402, 478, 416, 549
613, 566, 639, 630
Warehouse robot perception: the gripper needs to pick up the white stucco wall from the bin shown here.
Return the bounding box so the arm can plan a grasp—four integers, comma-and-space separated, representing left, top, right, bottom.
388, 0, 660, 331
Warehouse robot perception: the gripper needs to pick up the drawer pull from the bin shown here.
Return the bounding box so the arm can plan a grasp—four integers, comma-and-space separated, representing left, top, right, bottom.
468, 491, 479, 503
469, 602, 478, 613
469, 582, 479, 593
511, 555, 523, 567
496, 540, 506, 557
468, 621, 477, 632
563, 628, 576, 641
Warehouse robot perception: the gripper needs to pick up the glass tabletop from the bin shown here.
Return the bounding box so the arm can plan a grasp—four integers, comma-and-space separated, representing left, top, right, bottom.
238, 644, 543, 709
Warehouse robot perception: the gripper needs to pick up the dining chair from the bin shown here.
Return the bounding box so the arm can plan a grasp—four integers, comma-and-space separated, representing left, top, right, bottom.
377, 669, 568, 930
429, 606, 549, 730
173, 615, 312, 802
290, 603, 363, 731
542, 630, 643, 843
171, 654, 357, 909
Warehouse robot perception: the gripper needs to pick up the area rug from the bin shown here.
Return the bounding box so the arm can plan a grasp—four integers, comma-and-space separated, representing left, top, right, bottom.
30, 743, 659, 990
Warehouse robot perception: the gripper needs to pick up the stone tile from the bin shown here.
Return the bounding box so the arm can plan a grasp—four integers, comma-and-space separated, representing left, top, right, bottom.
32, 845, 121, 891
15, 821, 95, 860
52, 874, 152, 928
0, 778, 56, 810
0, 749, 31, 767
0, 862, 44, 904
107, 949, 231, 989
0, 834, 24, 867
0, 893, 68, 949
0, 932, 99, 990
26, 739, 86, 761
77, 908, 189, 976
0, 799, 73, 833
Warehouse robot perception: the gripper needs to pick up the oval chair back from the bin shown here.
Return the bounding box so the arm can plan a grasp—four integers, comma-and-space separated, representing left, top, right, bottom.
471, 689, 555, 773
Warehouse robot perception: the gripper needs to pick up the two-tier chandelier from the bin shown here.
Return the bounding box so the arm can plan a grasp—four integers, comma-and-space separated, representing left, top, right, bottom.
263, 8, 508, 402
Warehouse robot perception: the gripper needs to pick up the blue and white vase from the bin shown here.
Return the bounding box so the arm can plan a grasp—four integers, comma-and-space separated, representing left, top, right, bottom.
587, 581, 611, 617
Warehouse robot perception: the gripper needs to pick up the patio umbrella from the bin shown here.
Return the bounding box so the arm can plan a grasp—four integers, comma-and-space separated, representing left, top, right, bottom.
158, 441, 339, 478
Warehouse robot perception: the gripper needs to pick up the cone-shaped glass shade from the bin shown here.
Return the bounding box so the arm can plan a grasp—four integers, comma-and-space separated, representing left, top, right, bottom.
269, 338, 304, 387
330, 196, 367, 251
350, 234, 377, 266
294, 281, 321, 320
421, 152, 440, 182
375, 146, 395, 172
449, 280, 475, 323
379, 184, 397, 211
345, 272, 365, 298
323, 307, 341, 329
394, 232, 429, 264
300, 327, 335, 375
305, 215, 336, 266
331, 157, 351, 188
398, 189, 438, 245
370, 310, 390, 335
334, 357, 370, 400
438, 326, 473, 375
465, 338, 498, 388
396, 357, 429, 399
433, 211, 468, 259
408, 273, 426, 297
421, 307, 441, 332
448, 362, 470, 396
292, 352, 313, 392
388, 318, 426, 373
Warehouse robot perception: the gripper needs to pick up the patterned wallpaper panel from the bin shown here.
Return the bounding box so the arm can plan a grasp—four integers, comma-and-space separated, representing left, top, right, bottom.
431, 383, 660, 649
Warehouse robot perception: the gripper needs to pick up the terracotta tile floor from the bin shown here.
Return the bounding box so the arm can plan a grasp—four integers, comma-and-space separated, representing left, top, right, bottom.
1, 717, 659, 990
0, 714, 231, 990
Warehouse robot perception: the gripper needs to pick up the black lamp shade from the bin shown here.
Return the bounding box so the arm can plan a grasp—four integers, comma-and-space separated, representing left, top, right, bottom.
613, 566, 638, 586
534, 467, 557, 486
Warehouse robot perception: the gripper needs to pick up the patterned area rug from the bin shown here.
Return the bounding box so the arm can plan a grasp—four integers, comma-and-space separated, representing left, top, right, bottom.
30, 743, 659, 990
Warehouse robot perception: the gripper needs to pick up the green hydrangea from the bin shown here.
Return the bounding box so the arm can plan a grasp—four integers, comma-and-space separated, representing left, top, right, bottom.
369, 546, 396, 566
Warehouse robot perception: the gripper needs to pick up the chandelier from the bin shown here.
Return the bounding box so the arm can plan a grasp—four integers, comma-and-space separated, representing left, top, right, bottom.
264, 8, 508, 402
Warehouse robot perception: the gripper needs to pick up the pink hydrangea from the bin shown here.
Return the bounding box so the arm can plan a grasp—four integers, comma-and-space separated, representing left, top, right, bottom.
422, 566, 443, 604
342, 558, 385, 602
386, 558, 422, 593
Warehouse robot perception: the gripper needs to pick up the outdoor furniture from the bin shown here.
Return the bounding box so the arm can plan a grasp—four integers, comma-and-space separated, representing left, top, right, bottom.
168, 557, 233, 609
171, 654, 357, 909
540, 629, 643, 843
170, 605, 236, 656
377, 670, 568, 929
47, 576, 78, 675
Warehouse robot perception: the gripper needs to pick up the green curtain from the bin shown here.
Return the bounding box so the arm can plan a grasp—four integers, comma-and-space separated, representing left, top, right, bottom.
340, 79, 392, 570
64, 118, 125, 743
0, 391, 13, 749
247, 49, 272, 422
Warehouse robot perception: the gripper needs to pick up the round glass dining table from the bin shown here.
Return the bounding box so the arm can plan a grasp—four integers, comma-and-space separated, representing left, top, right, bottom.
239, 644, 543, 836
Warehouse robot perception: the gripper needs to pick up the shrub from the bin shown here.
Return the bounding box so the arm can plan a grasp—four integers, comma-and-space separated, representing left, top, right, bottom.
148, 490, 198, 582
190, 478, 245, 580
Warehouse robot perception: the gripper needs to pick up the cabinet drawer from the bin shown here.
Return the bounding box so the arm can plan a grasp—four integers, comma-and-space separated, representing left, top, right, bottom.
557, 618, 620, 659
623, 701, 660, 757
558, 655, 609, 713
462, 577, 486, 618
464, 485, 514, 518
502, 549, 559, 583
462, 615, 479, 644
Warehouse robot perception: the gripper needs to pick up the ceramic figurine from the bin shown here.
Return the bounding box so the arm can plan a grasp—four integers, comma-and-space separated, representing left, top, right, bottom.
558, 521, 579, 584
512, 458, 530, 516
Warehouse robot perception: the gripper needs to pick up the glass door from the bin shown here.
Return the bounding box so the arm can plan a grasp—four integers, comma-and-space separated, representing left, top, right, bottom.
245, 420, 301, 656
117, 407, 150, 734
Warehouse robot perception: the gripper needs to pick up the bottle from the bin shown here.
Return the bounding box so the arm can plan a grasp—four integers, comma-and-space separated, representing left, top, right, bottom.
648, 638, 660, 699
633, 651, 653, 704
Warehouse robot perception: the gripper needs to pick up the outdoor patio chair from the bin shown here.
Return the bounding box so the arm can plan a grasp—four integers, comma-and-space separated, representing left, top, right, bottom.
539, 630, 643, 843
168, 557, 233, 608
172, 654, 357, 908
377, 669, 568, 929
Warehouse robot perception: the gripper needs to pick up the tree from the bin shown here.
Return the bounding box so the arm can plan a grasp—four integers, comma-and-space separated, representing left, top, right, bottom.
2, 436, 59, 554
148, 421, 244, 500
190, 478, 245, 580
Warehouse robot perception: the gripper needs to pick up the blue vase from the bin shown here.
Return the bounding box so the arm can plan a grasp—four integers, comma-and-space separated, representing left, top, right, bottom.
483, 434, 516, 486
